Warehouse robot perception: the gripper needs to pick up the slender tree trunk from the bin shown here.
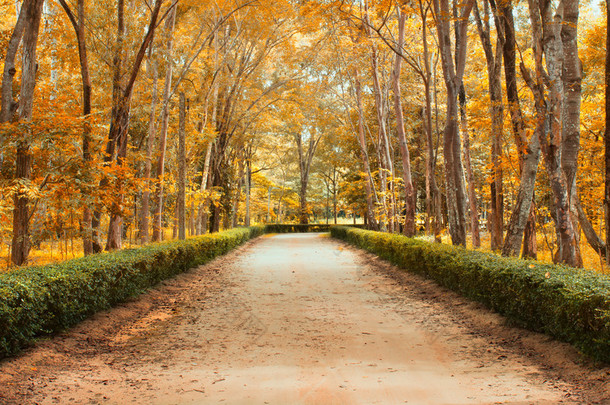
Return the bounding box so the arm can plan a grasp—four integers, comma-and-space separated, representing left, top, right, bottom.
605, 0, 610, 264
474, 0, 504, 250
561, 0, 583, 265
333, 168, 338, 225
0, 0, 27, 124
101, 0, 163, 250
497, 0, 537, 258
502, 134, 541, 257
58, 0, 94, 255
177, 92, 186, 240
354, 77, 379, 231
418, 0, 442, 240
295, 131, 321, 225
104, 0, 127, 251
10, 0, 44, 266
245, 160, 251, 226
196, 141, 213, 234
369, 41, 392, 233
433, 0, 473, 246
152, 5, 177, 242
460, 87, 481, 247
139, 45, 158, 244
392, 8, 416, 237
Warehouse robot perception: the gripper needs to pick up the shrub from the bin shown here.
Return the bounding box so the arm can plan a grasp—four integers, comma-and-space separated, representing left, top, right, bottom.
0, 226, 264, 359
331, 226, 610, 363
263, 223, 367, 233
264, 224, 332, 233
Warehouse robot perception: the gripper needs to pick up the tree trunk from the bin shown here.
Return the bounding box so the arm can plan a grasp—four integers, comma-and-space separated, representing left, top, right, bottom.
354, 76, 379, 231
245, 160, 251, 226
100, 0, 163, 250
295, 130, 321, 225
576, 199, 606, 258
152, 4, 177, 242
177, 92, 186, 240
139, 44, 158, 244
11, 0, 44, 266
497, 0, 537, 258
196, 141, 213, 234
561, 0, 583, 265
605, 0, 610, 264
460, 87, 481, 247
393, 8, 416, 237
104, 0, 127, 251
368, 32, 393, 233
58, 0, 94, 255
474, 0, 504, 250
432, 0, 473, 246
0, 0, 27, 124
502, 135, 541, 257
525, 0, 580, 267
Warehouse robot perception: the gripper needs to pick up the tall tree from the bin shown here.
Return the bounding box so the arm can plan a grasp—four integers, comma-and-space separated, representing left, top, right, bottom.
177, 92, 186, 240
8, 0, 45, 265
95, 0, 166, 250
58, 0, 94, 255
432, 0, 473, 246
151, 3, 177, 242
523, 0, 580, 266
498, 0, 540, 259
473, 0, 504, 250
606, 0, 610, 264
392, 7, 416, 237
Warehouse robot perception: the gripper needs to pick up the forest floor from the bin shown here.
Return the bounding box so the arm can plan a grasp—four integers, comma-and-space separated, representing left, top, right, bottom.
0, 233, 609, 404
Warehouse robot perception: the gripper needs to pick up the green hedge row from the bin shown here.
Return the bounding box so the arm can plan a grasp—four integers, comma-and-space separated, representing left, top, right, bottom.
264, 224, 332, 233
0, 226, 264, 359
264, 224, 366, 233
331, 226, 610, 362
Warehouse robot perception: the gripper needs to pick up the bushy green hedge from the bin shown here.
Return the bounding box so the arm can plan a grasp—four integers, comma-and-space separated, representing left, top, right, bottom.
264, 224, 367, 233
0, 226, 264, 359
331, 226, 610, 362
264, 224, 332, 233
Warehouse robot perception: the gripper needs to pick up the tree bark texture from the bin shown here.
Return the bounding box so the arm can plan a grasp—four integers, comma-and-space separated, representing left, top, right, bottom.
605, 0, 610, 263
139, 45, 158, 244
152, 4, 177, 242
177, 92, 186, 240
497, 0, 538, 259
354, 77, 379, 231
526, 0, 580, 267
58, 0, 94, 255
433, 0, 473, 246
392, 8, 416, 237
100, 0, 164, 250
0, 0, 27, 124
474, 0, 504, 250
10, 0, 44, 266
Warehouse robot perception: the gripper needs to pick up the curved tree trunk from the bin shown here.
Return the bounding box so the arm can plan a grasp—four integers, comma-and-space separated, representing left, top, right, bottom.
497, 0, 538, 259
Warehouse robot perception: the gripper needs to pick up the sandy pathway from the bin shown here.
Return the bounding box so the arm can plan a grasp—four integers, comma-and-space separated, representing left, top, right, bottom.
0, 233, 608, 404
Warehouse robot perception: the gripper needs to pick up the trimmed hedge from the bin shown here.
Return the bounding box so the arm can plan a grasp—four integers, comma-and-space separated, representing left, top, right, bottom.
264, 224, 332, 233
331, 226, 610, 362
264, 223, 367, 233
0, 226, 264, 359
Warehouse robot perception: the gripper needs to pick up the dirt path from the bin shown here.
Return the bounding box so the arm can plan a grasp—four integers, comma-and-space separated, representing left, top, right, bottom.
1, 233, 608, 404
